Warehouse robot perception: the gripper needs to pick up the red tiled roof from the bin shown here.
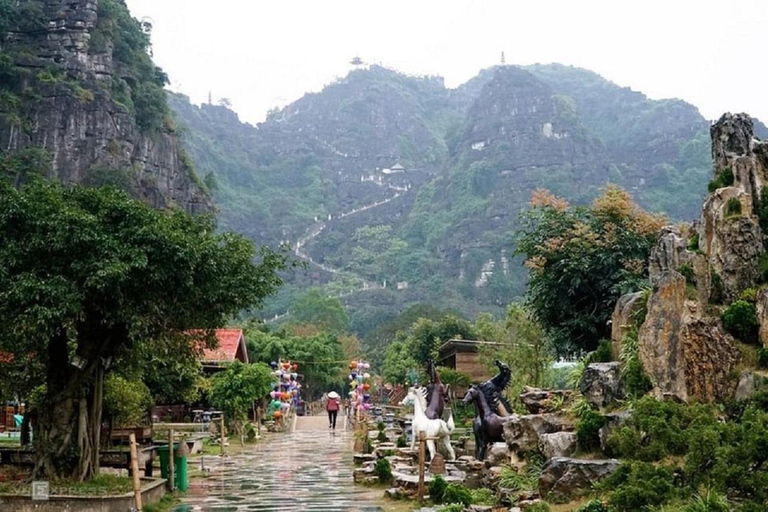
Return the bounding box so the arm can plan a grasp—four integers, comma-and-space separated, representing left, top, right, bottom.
200, 329, 247, 363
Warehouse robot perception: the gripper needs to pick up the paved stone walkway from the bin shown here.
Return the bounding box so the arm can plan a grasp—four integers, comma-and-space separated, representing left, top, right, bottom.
172, 414, 385, 511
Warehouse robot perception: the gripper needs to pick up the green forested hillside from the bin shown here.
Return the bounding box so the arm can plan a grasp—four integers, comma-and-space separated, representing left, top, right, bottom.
170, 63, 759, 343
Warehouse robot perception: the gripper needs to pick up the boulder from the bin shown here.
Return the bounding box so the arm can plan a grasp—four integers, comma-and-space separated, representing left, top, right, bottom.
538, 432, 578, 459
579, 363, 624, 409
735, 371, 768, 401
599, 411, 632, 454
486, 442, 510, 467
519, 387, 571, 414
611, 291, 646, 359
539, 457, 620, 502
638, 229, 741, 402
504, 413, 574, 454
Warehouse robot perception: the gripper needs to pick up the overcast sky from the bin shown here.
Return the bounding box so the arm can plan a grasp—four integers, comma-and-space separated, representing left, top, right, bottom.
125, 0, 767, 125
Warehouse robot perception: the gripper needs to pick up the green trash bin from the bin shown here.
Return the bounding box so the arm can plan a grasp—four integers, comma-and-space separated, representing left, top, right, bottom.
174, 441, 190, 491
156, 443, 178, 480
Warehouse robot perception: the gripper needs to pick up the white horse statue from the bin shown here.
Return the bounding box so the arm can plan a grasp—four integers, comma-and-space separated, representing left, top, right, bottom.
400, 386, 456, 461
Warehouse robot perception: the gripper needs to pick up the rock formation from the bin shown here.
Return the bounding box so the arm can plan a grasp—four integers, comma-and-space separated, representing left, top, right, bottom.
0, 0, 211, 214
629, 113, 768, 402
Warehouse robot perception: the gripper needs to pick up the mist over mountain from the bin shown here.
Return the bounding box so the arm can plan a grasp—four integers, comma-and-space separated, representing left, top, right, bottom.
170, 63, 760, 334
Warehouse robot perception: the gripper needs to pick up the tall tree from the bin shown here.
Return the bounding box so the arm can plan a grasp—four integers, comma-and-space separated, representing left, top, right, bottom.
0, 181, 287, 479
516, 186, 664, 355
289, 288, 349, 334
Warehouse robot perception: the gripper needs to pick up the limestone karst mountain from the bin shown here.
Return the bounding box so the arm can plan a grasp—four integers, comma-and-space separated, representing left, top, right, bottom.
614, 113, 768, 402
169, 64, 767, 327
0, 0, 210, 213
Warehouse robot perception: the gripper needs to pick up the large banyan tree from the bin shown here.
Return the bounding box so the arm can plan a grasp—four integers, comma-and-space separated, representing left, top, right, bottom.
0, 180, 287, 479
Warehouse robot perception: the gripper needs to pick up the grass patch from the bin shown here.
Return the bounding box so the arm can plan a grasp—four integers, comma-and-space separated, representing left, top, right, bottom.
143, 493, 181, 512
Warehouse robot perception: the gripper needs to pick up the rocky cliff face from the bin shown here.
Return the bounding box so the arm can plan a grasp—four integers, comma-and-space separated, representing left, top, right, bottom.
628, 113, 768, 402
0, 0, 211, 214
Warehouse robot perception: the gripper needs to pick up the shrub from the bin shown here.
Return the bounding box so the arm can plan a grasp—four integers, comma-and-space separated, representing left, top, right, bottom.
758, 348, 768, 369
688, 232, 700, 252
470, 487, 495, 505
442, 484, 473, 507
576, 408, 605, 452
682, 489, 729, 512
377, 421, 386, 431
428, 474, 448, 503
377, 430, 387, 443
678, 263, 695, 284
437, 505, 464, 512
721, 300, 759, 343
396, 435, 407, 448
603, 461, 676, 511
708, 167, 735, 192
589, 340, 612, 363
524, 503, 551, 512
760, 253, 768, 284
373, 458, 392, 483
758, 186, 768, 234
726, 197, 743, 217
577, 499, 609, 512
740, 288, 758, 302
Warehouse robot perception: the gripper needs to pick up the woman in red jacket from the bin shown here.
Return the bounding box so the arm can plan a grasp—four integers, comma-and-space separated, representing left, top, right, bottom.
326, 391, 340, 429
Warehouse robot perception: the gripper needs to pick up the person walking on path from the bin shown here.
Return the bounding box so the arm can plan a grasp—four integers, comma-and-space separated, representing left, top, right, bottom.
326, 391, 340, 429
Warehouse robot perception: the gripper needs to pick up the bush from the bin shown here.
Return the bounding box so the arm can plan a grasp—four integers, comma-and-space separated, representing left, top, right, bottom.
524, 503, 551, 512
377, 421, 386, 431
396, 435, 407, 448
437, 505, 464, 512
721, 300, 759, 343
577, 499, 609, 512
759, 254, 768, 284
688, 232, 700, 252
758, 348, 768, 369
740, 288, 758, 302
377, 430, 388, 443
373, 458, 392, 483
603, 461, 676, 511
678, 263, 695, 284
576, 408, 605, 452
589, 340, 613, 363
710, 270, 724, 304
470, 487, 495, 505
681, 489, 729, 512
708, 167, 734, 192
442, 484, 472, 507
428, 475, 448, 503
726, 197, 743, 217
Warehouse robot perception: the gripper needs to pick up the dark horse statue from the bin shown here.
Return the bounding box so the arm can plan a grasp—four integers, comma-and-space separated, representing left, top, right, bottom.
463, 385, 509, 461
424, 361, 448, 420
468, 360, 511, 459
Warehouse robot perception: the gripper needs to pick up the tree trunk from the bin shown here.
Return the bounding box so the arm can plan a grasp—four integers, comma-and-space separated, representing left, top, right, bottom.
32, 325, 115, 481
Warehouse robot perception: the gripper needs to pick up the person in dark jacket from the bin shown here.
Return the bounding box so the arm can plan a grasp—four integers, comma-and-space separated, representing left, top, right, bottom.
326, 391, 340, 429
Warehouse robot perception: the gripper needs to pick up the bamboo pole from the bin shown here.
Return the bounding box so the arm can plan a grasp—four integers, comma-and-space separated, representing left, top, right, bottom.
168, 429, 175, 491
417, 429, 426, 503
129, 432, 143, 511
220, 413, 225, 456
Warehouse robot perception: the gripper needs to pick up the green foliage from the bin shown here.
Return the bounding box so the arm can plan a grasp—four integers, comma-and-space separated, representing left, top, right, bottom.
92, 0, 170, 132
0, 180, 287, 477
428, 474, 448, 502
725, 197, 742, 218
577, 500, 609, 512
498, 455, 545, 493
603, 461, 676, 511
442, 484, 472, 507
523, 504, 551, 512
590, 340, 613, 363
740, 288, 758, 303
681, 489, 729, 512
708, 167, 735, 192
576, 407, 605, 452
721, 300, 759, 344
517, 186, 665, 356
757, 187, 768, 235
373, 458, 392, 483
476, 305, 554, 401
678, 263, 695, 284
376, 430, 387, 443
288, 288, 349, 334
470, 487, 495, 505
709, 270, 724, 304
382, 339, 419, 385
687, 232, 700, 252
437, 505, 464, 512
396, 435, 406, 448
620, 327, 653, 398
758, 348, 768, 370
210, 361, 273, 423
103, 375, 152, 427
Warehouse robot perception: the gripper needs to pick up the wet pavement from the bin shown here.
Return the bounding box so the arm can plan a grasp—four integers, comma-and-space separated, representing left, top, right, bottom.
172, 415, 387, 511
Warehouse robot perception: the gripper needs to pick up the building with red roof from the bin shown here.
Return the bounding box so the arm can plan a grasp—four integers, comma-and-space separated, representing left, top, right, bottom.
200, 329, 249, 372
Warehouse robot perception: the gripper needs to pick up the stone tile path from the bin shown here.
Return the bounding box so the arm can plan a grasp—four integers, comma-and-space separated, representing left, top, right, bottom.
172, 414, 386, 511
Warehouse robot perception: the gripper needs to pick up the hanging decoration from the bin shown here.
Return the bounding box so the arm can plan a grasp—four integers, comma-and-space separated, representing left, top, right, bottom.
348, 359, 373, 413
266, 360, 302, 421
